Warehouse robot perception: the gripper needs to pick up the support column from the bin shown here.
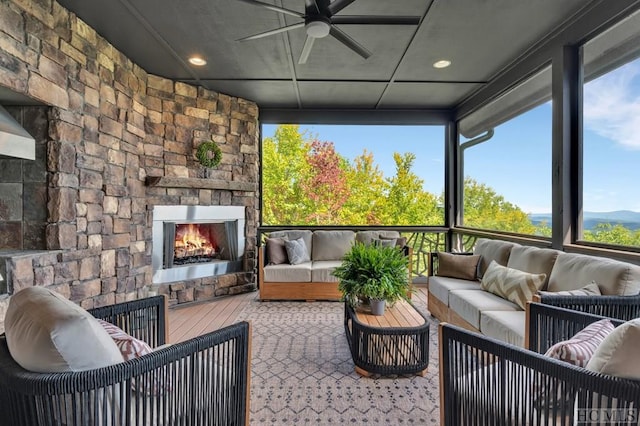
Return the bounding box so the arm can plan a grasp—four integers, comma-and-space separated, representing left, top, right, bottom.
551, 46, 582, 249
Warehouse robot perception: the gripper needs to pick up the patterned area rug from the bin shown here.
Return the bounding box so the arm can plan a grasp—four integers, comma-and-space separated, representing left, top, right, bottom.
237, 299, 440, 425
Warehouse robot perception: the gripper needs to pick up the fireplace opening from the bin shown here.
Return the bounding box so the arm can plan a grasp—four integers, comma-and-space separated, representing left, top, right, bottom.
152, 205, 245, 284
163, 220, 239, 269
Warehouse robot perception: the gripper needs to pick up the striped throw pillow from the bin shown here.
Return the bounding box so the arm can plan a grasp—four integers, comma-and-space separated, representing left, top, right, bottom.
480, 260, 547, 309
544, 319, 615, 367
97, 319, 153, 361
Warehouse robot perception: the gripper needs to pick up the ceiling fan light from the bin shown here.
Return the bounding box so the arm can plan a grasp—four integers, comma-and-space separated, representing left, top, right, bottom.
306, 21, 330, 38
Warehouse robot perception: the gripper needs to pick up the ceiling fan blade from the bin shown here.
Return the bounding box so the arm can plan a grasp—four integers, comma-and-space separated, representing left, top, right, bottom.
238, 22, 305, 41
298, 36, 316, 64
331, 15, 422, 25
328, 0, 355, 15
329, 26, 371, 59
236, 0, 304, 18
305, 0, 320, 14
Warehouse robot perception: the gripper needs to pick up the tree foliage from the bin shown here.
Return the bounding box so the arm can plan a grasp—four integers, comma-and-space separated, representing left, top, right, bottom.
261, 125, 639, 249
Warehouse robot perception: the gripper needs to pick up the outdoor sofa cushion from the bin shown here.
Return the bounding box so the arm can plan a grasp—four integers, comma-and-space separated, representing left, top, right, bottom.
506, 245, 560, 289
263, 262, 312, 282
312, 230, 355, 261
4, 287, 124, 373
428, 276, 483, 305
355, 230, 400, 246
547, 252, 640, 295
448, 289, 521, 329
587, 318, 640, 379
310, 260, 342, 282
270, 230, 313, 257
479, 310, 526, 347
473, 239, 519, 278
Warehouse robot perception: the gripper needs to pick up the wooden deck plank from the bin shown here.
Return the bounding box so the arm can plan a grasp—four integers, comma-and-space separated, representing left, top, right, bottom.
168, 291, 257, 343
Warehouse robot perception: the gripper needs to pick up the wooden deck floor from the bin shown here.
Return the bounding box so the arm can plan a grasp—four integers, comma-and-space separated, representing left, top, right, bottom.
168, 285, 429, 343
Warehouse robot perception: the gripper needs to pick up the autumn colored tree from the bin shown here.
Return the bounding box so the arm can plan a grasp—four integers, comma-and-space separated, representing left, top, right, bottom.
301, 140, 350, 224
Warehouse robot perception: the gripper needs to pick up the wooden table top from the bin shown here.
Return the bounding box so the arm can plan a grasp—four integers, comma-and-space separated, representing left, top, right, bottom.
353, 299, 426, 329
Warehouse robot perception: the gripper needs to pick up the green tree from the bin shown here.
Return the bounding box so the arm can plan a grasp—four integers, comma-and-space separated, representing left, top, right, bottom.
583, 223, 640, 246
462, 177, 536, 233
261, 125, 310, 225
381, 153, 440, 225
340, 150, 388, 225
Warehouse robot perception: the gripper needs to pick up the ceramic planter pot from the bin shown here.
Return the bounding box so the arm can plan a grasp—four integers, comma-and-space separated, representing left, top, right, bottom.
370, 299, 386, 316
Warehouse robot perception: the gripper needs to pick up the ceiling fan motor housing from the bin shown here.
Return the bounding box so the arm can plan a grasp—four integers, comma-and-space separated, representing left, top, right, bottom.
306, 17, 331, 38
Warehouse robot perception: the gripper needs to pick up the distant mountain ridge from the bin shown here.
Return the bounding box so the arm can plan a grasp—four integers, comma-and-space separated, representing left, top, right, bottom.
529, 210, 640, 231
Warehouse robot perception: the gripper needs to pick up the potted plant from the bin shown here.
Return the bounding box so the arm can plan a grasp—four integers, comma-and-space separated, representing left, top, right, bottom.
333, 242, 411, 315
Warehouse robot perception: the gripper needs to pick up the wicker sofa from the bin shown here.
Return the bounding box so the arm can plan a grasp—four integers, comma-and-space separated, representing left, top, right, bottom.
0, 290, 251, 426
259, 230, 410, 301
428, 238, 640, 347
439, 303, 640, 425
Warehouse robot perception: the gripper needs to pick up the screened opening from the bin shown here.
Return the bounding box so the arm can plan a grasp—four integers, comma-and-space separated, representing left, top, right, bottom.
581, 9, 640, 248
260, 124, 445, 227
458, 66, 552, 236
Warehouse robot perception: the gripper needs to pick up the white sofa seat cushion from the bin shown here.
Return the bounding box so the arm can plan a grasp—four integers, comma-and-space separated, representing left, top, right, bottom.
263, 262, 312, 282
4, 287, 124, 373
480, 310, 526, 347
548, 252, 640, 295
449, 289, 521, 329
428, 276, 482, 305
312, 230, 355, 261
310, 260, 342, 282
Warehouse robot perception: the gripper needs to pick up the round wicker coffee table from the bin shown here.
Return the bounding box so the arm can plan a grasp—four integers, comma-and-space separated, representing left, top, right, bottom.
344, 299, 430, 377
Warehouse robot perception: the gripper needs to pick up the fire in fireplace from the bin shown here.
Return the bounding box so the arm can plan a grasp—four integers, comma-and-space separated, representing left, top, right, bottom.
174, 223, 218, 265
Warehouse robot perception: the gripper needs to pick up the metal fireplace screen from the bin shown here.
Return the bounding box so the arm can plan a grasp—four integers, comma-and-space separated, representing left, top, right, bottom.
163, 221, 238, 268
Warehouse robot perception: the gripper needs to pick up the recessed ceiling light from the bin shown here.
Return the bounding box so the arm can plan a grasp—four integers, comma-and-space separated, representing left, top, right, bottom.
188, 56, 207, 66
433, 60, 451, 69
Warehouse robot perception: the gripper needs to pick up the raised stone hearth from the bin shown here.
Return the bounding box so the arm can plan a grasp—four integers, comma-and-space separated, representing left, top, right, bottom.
0, 0, 260, 329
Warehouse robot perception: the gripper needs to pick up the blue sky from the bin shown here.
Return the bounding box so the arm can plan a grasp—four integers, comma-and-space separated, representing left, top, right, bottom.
262, 58, 640, 214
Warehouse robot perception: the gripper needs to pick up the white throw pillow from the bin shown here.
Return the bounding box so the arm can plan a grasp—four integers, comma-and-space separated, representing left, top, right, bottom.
586, 318, 640, 379
4, 287, 124, 372
284, 237, 310, 265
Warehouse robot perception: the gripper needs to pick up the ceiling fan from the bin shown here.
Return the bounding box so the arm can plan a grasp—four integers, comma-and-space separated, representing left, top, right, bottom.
237, 0, 421, 64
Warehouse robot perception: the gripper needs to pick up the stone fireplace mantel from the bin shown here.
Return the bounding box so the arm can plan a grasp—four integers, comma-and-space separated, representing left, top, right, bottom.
145, 177, 257, 192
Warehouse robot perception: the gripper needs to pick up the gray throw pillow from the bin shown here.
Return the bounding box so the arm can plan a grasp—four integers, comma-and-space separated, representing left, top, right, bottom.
284, 237, 310, 265
379, 236, 408, 247
373, 238, 396, 248
265, 237, 288, 265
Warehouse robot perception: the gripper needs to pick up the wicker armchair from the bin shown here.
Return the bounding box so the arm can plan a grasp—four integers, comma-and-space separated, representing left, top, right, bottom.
535, 292, 640, 321
0, 295, 251, 426
439, 303, 640, 425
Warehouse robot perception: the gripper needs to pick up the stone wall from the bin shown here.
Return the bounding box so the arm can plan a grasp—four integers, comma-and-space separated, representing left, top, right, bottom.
0, 0, 259, 326
0, 106, 48, 251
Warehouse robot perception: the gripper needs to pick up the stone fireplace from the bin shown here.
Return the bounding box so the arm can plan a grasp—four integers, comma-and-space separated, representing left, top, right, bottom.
152, 205, 246, 284
0, 0, 260, 329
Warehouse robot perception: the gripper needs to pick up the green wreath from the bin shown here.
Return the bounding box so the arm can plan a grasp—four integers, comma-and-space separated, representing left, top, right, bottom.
196, 141, 222, 168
